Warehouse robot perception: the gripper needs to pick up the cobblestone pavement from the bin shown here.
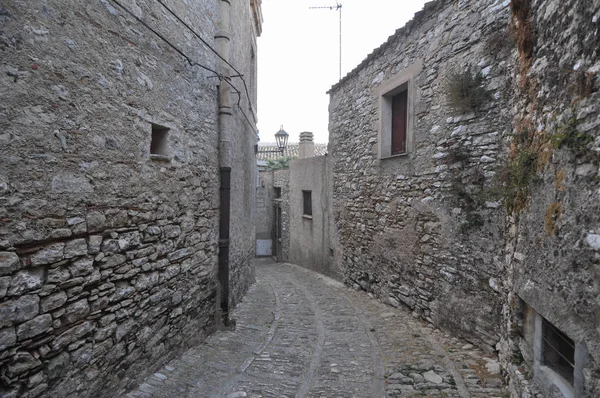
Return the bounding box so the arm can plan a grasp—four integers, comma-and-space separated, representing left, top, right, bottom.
127, 260, 508, 397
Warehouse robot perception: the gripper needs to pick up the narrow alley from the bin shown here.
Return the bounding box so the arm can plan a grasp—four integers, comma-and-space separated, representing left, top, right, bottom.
127, 260, 508, 398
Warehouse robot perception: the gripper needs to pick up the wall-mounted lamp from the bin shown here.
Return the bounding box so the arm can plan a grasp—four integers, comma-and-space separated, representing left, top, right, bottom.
256, 125, 289, 154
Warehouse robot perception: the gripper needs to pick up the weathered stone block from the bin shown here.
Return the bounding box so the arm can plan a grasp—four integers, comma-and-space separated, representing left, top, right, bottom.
93, 339, 113, 358
52, 322, 93, 351
86, 212, 106, 231
98, 314, 115, 328
100, 254, 126, 269
94, 322, 116, 342
64, 239, 88, 259
71, 343, 93, 366
113, 282, 135, 302
0, 276, 10, 298
8, 268, 44, 295
101, 239, 120, 253
28, 382, 48, 398
0, 251, 20, 276
6, 351, 42, 378
30, 244, 65, 266
16, 314, 52, 340
61, 299, 90, 325
47, 267, 70, 284
163, 225, 181, 238
168, 248, 189, 261
69, 257, 94, 277
116, 320, 136, 342
27, 371, 44, 388
52, 173, 93, 194
0, 327, 17, 350
134, 272, 159, 291
40, 291, 67, 312
46, 351, 70, 381
89, 296, 109, 312
88, 236, 103, 254
0, 295, 39, 328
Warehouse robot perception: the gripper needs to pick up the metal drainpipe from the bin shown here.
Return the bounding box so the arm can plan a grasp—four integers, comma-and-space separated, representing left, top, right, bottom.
216, 0, 233, 327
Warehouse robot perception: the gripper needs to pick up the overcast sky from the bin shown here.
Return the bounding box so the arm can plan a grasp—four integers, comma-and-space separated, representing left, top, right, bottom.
256, 0, 428, 144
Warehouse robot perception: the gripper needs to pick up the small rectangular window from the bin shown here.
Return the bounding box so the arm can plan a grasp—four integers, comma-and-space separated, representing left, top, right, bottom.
542, 318, 575, 386
391, 90, 408, 155
302, 190, 312, 216
151, 124, 170, 156
274, 187, 281, 198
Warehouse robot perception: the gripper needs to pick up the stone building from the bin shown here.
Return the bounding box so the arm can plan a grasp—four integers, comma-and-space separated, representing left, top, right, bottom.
0, 0, 261, 396
255, 133, 340, 277
328, 0, 599, 397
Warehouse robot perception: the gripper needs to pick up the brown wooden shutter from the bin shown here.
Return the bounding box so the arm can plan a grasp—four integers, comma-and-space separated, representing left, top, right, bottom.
391, 90, 408, 155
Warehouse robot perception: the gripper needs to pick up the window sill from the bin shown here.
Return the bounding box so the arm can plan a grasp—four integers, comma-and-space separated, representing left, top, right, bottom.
302, 215, 313, 220
150, 154, 172, 162
537, 365, 574, 398
380, 152, 408, 160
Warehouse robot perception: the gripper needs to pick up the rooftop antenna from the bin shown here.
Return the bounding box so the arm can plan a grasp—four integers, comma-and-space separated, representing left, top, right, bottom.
309, 2, 342, 80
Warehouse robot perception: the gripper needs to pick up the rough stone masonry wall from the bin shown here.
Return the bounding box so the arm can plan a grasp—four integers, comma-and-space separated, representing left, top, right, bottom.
255, 170, 274, 256
226, 0, 259, 307
273, 169, 290, 262
499, 0, 600, 396
328, 0, 514, 350
0, 0, 258, 397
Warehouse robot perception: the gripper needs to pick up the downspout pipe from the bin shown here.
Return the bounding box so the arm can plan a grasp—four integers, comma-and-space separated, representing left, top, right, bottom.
216, 0, 233, 327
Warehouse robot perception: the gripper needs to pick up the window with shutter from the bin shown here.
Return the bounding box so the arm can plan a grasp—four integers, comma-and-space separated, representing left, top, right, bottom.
391, 90, 408, 155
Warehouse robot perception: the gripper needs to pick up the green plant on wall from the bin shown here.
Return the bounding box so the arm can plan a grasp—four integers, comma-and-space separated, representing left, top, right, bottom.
444, 69, 492, 114
549, 117, 594, 157
266, 156, 297, 170
496, 147, 538, 214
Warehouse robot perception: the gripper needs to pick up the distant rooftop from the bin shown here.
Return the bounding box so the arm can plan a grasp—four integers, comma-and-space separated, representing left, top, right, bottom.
256, 143, 328, 161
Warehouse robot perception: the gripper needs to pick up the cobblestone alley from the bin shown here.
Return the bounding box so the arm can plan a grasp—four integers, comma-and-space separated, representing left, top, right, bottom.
126, 260, 508, 398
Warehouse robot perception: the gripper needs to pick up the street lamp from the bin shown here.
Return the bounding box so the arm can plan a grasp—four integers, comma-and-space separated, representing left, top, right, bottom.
256, 125, 289, 154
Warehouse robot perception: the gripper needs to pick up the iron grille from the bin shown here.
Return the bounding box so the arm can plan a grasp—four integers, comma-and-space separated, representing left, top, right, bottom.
542, 318, 575, 385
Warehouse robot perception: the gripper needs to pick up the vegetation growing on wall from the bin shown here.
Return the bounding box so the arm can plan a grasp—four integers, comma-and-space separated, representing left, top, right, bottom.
549, 116, 595, 158
444, 70, 491, 114
544, 202, 562, 236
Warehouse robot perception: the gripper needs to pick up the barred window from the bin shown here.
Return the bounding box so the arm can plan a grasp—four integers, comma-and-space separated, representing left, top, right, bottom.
542, 318, 575, 386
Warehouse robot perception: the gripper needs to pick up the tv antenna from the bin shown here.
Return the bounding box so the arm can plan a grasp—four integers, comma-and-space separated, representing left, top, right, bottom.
309, 2, 342, 80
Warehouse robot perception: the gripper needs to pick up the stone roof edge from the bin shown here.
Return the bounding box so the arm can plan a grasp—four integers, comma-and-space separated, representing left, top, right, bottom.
326, 0, 443, 94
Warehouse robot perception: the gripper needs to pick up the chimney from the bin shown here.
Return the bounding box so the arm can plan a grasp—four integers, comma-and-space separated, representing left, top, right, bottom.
298, 131, 315, 159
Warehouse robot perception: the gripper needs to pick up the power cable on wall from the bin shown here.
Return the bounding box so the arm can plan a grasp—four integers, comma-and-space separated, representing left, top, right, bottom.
154, 0, 257, 123
106, 0, 259, 135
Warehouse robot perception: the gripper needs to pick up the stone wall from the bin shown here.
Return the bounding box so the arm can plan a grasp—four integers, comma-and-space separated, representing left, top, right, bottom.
273, 169, 290, 262
255, 171, 274, 256
328, 0, 600, 396
328, 0, 513, 351
0, 0, 259, 396
222, 0, 259, 310
498, 0, 600, 397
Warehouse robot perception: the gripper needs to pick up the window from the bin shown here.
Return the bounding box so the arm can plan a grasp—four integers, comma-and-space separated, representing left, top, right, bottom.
522, 303, 588, 398
376, 61, 422, 159
274, 187, 281, 198
542, 318, 575, 386
150, 123, 170, 157
302, 190, 312, 216
391, 90, 408, 155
